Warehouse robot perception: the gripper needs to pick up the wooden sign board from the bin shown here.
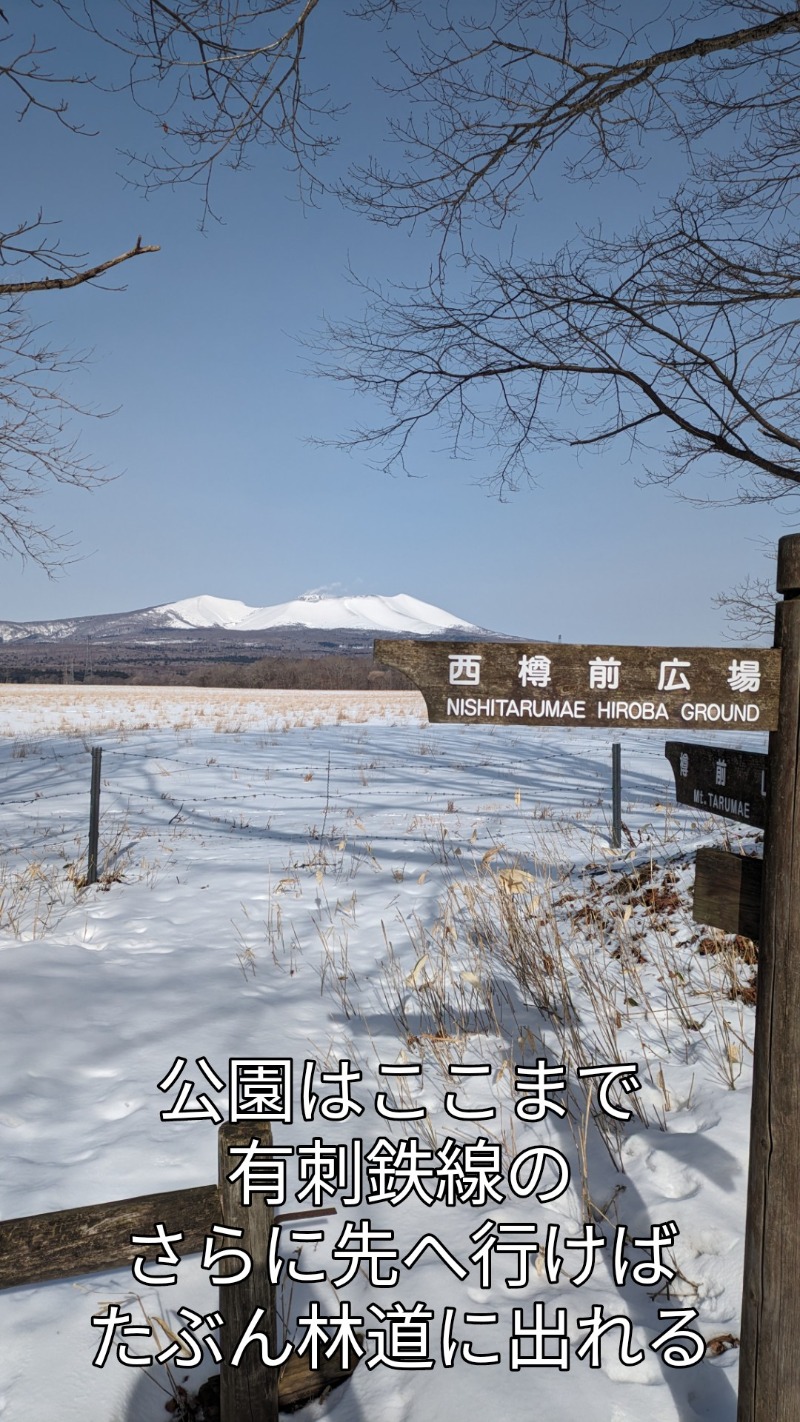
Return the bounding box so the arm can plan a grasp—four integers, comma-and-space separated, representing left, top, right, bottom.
693, 848, 763, 941
375, 639, 781, 731
665, 741, 769, 828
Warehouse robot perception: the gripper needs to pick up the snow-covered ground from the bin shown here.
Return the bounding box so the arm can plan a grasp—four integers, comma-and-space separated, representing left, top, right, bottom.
0, 689, 764, 1421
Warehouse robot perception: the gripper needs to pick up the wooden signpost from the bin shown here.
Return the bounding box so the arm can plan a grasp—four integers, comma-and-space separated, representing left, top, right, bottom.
376, 536, 800, 1421
737, 536, 800, 1421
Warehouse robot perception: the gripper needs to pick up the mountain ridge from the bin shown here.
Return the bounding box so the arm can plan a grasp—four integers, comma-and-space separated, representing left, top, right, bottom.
0, 591, 490, 644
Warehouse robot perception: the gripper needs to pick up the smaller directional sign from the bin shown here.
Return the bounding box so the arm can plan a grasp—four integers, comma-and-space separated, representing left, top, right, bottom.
665, 741, 769, 828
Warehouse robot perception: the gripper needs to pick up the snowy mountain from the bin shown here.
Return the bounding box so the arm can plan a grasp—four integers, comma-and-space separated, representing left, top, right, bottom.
152, 595, 259, 630
157, 592, 479, 635
0, 592, 485, 643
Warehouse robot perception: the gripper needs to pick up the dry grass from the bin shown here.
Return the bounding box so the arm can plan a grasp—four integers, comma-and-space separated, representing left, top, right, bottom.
0, 859, 77, 939
0, 687, 425, 738
302, 813, 760, 1228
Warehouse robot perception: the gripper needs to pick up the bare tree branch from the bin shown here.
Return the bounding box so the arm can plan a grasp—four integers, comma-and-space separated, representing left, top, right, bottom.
0, 296, 113, 570
0, 25, 97, 132
55, 0, 345, 221
712, 574, 778, 641
342, 2, 800, 236
0, 208, 161, 568
318, 200, 800, 503
0, 236, 159, 295
321, 2, 800, 510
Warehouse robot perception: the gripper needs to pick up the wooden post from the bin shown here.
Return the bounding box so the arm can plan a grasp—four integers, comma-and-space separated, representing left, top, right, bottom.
87, 746, 102, 886
738, 533, 800, 1419
218, 1120, 279, 1422
611, 742, 622, 848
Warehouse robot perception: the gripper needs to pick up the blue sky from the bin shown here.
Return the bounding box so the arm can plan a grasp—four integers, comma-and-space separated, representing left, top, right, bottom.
0, 5, 789, 643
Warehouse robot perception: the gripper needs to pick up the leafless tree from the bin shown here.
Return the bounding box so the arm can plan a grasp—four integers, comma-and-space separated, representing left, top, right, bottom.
320, 2, 800, 508
712, 574, 778, 642
1, 0, 368, 567
0, 15, 166, 569
8, 2, 800, 566
54, 0, 341, 220
0, 215, 159, 568
51, 0, 410, 214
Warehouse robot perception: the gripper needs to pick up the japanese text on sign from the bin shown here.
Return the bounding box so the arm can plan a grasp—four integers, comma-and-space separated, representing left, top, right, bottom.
374, 640, 781, 730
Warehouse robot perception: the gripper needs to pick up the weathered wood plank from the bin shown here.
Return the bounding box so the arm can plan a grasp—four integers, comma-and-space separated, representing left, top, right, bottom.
0, 1191, 336, 1293
374, 639, 780, 730
0, 1183, 219, 1290
692, 848, 762, 941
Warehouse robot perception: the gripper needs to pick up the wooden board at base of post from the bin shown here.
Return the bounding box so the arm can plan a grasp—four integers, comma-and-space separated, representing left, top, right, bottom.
665, 741, 768, 828
375, 639, 780, 730
693, 848, 763, 941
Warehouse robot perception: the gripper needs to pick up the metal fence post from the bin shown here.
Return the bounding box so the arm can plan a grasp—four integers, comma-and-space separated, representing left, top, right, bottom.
611, 742, 622, 848
87, 746, 102, 886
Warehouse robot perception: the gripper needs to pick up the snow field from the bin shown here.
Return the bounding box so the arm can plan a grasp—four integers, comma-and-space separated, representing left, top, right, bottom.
0, 689, 766, 1421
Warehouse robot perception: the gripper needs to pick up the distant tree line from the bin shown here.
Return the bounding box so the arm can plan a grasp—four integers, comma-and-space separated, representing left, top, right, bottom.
187, 655, 412, 691
0, 653, 413, 690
